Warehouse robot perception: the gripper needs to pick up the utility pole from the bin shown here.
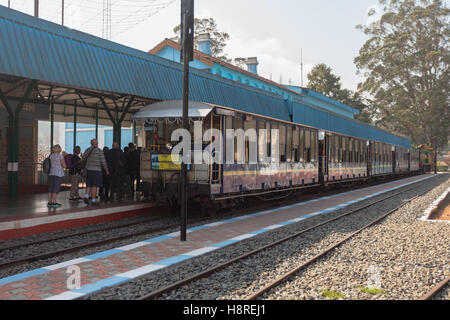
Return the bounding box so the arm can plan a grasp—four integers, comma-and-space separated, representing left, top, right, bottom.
180, 0, 194, 242
8, 1, 10, 8
34, 0, 39, 17
62, 0, 64, 25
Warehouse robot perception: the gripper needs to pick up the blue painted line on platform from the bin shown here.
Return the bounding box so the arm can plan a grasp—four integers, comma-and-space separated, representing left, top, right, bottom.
72, 276, 129, 294
0, 175, 434, 297
0, 268, 49, 286
83, 249, 123, 260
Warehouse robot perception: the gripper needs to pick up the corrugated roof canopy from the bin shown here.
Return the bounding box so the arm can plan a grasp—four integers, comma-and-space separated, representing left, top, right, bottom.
0, 5, 291, 124
133, 100, 213, 119
0, 5, 410, 147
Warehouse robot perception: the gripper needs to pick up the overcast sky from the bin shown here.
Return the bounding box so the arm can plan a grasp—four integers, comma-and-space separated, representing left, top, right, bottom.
114, 0, 382, 91
3, 0, 445, 91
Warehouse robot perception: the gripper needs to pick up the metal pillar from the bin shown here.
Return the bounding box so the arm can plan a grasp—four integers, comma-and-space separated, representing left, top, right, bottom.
34, 0, 39, 17
132, 121, 137, 145
95, 103, 99, 140
50, 100, 54, 150
73, 100, 77, 150
100, 97, 134, 148
180, 0, 194, 241
0, 81, 35, 200
62, 0, 64, 26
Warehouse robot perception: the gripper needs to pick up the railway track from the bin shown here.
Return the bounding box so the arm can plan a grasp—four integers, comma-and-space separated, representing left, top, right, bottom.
419, 276, 450, 300
0, 176, 414, 273
137, 179, 431, 300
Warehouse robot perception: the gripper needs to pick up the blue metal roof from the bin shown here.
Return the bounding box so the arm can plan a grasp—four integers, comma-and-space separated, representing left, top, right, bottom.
0, 5, 290, 122
292, 100, 410, 148
0, 5, 409, 148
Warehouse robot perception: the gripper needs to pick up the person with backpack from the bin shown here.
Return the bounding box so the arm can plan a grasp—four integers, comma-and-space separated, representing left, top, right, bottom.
47, 144, 66, 207
82, 139, 109, 205
69, 146, 82, 201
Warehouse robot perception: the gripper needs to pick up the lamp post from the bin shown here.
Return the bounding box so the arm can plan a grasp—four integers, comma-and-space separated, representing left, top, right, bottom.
180, 0, 194, 241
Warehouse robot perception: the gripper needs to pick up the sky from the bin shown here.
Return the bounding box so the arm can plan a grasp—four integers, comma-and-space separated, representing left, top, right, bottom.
1, 0, 441, 91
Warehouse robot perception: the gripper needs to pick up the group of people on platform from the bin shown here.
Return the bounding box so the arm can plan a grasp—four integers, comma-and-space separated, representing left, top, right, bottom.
46, 139, 141, 207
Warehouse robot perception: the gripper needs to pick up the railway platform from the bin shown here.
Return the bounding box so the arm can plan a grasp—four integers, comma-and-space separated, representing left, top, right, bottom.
0, 191, 161, 240
0, 174, 435, 300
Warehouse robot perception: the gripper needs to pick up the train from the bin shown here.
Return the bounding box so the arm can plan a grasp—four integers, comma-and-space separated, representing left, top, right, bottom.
133, 100, 422, 212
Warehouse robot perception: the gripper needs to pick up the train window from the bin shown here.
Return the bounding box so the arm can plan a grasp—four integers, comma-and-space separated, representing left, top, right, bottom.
334, 136, 338, 162
279, 125, 286, 162
349, 139, 353, 163
225, 116, 233, 163
293, 127, 300, 162
359, 141, 363, 162
342, 137, 348, 162
234, 117, 243, 163
287, 126, 293, 162
244, 119, 257, 164
300, 129, 305, 162
271, 123, 279, 163
311, 131, 317, 162
258, 121, 266, 163
305, 130, 311, 162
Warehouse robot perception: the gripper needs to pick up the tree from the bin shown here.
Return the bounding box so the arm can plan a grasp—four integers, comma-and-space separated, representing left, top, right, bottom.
171, 18, 230, 61
232, 57, 247, 70
307, 63, 372, 123
354, 0, 449, 151
307, 64, 342, 100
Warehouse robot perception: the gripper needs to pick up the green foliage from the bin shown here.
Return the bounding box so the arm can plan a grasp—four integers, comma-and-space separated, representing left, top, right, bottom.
171, 18, 230, 61
358, 287, 386, 295
355, 0, 449, 149
307, 64, 372, 123
321, 289, 346, 299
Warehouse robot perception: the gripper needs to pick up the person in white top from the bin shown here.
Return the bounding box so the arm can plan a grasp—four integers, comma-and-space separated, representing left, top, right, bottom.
47, 144, 66, 207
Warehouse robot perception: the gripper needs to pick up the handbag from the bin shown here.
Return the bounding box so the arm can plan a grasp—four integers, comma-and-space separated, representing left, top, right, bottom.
77, 147, 94, 171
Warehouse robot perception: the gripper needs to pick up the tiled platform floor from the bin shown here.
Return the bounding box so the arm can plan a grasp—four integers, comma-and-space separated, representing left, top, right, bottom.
0, 174, 435, 300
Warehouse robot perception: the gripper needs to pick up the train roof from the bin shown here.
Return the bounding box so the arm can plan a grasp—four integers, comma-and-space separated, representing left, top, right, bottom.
134, 100, 411, 148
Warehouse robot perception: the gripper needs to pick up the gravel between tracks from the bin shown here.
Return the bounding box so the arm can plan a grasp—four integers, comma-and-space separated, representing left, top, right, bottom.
258, 175, 450, 300
79, 174, 449, 300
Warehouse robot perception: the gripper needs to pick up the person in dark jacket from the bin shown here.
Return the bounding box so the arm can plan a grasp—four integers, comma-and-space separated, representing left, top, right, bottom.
99, 146, 110, 201
69, 146, 82, 201
107, 142, 126, 202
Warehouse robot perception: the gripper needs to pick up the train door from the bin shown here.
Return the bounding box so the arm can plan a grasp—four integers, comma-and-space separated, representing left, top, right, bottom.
367, 141, 371, 176
318, 131, 328, 184
392, 148, 396, 173
209, 112, 222, 187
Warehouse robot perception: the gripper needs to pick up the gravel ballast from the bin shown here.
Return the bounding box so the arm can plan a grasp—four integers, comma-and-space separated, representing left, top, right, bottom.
78, 173, 449, 300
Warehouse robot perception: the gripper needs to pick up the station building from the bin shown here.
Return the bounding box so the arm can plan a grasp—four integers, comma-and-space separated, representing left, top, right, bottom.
0, 5, 409, 200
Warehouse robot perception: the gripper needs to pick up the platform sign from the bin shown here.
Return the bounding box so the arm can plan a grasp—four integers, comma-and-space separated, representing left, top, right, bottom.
151, 154, 190, 170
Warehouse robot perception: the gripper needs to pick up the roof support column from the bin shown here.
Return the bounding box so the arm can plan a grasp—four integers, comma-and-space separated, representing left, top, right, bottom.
100, 96, 134, 148
50, 100, 55, 150
0, 81, 36, 200
73, 100, 77, 150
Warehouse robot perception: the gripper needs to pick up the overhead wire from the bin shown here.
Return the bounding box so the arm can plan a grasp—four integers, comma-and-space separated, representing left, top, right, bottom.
5, 0, 175, 40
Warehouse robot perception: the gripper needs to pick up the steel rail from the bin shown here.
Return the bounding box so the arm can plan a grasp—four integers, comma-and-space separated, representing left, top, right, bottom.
138, 178, 430, 300
418, 276, 450, 300
0, 190, 330, 270
244, 191, 429, 300
0, 209, 167, 252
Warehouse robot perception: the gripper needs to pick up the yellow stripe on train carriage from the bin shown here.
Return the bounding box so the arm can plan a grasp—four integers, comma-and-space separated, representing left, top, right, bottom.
223, 168, 317, 176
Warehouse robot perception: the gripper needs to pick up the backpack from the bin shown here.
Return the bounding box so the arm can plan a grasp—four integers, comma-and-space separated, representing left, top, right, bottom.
43, 156, 52, 174
64, 154, 73, 169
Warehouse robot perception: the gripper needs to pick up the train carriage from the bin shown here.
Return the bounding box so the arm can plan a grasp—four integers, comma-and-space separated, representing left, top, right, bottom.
134, 100, 421, 210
